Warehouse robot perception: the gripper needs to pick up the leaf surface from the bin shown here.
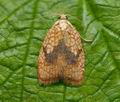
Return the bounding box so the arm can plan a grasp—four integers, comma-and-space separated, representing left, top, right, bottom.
0, 0, 120, 102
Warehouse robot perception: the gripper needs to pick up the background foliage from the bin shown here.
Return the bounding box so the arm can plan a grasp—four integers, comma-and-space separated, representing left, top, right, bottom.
0, 0, 120, 102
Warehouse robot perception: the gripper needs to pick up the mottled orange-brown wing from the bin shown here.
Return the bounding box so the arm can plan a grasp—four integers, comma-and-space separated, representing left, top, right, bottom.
38, 15, 85, 86
63, 22, 85, 86
38, 23, 62, 85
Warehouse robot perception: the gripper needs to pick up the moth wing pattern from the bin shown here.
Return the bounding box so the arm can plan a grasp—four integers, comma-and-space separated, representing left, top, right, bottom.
62, 22, 85, 85
38, 23, 62, 84
38, 15, 85, 86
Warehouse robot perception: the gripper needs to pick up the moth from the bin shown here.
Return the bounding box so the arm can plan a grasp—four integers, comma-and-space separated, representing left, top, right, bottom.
38, 14, 84, 86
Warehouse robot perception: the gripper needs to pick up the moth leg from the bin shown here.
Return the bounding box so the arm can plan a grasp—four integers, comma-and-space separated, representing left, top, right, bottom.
80, 35, 93, 43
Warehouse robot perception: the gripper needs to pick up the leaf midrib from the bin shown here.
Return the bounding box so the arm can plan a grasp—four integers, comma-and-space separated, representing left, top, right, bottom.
20, 0, 39, 101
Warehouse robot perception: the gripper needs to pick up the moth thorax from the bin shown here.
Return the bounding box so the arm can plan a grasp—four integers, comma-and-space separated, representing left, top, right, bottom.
59, 20, 68, 30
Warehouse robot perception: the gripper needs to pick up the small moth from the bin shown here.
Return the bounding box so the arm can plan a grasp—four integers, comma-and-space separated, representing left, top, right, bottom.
38, 14, 84, 86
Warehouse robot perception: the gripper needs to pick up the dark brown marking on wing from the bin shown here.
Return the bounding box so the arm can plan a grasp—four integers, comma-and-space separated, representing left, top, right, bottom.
43, 39, 81, 65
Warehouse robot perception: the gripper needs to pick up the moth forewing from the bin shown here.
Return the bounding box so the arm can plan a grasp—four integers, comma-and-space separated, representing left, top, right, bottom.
38, 14, 84, 85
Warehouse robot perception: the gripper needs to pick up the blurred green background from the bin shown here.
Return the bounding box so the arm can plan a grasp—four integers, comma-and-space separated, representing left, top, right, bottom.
0, 0, 120, 102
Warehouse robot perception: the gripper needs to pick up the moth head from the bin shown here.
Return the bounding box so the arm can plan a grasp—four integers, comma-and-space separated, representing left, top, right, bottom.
58, 14, 68, 20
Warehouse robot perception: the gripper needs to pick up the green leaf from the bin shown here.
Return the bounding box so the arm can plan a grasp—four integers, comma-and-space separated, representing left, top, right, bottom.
0, 0, 120, 102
